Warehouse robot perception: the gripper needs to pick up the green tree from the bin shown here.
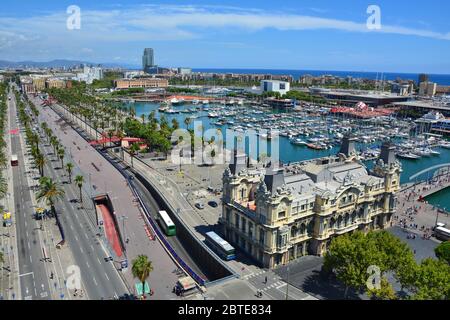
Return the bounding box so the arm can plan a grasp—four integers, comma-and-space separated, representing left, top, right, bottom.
57, 148, 65, 168
35, 153, 46, 177
367, 277, 398, 300
66, 163, 74, 184
410, 258, 450, 300
129, 143, 140, 168
36, 177, 65, 216
74, 175, 84, 203
434, 242, 450, 264
132, 255, 153, 298
0, 174, 7, 200
184, 117, 192, 130
323, 231, 375, 298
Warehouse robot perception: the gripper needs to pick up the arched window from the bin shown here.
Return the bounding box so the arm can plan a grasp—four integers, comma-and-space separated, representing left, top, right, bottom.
351, 211, 357, 223
307, 221, 314, 236
330, 217, 336, 229
344, 213, 350, 226
300, 223, 306, 235
337, 215, 343, 228
290, 226, 297, 238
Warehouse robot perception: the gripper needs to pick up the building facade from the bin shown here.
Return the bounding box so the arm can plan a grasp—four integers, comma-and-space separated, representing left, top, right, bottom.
114, 78, 168, 89
419, 82, 437, 97
142, 48, 155, 73
220, 138, 401, 269
261, 80, 290, 95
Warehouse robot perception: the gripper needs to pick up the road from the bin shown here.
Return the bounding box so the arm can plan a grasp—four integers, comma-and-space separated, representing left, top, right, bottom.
31, 95, 179, 299
8, 89, 51, 300
16, 96, 129, 299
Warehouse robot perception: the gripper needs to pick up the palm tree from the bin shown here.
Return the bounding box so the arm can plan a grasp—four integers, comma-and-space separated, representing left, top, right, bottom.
35, 153, 46, 177
116, 131, 125, 159
184, 117, 192, 130
129, 107, 136, 119
36, 177, 65, 216
66, 163, 74, 184
129, 143, 140, 168
0, 175, 7, 200
107, 129, 115, 147
131, 255, 153, 298
74, 175, 84, 203
57, 148, 65, 168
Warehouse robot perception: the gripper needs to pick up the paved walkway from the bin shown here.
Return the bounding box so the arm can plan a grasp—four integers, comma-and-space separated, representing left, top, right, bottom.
32, 96, 180, 299
396, 176, 450, 239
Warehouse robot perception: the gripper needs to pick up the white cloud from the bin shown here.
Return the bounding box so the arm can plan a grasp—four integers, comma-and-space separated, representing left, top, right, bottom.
0, 4, 448, 61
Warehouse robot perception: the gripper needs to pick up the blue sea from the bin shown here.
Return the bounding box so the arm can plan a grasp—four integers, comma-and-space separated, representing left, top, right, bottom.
193, 68, 450, 86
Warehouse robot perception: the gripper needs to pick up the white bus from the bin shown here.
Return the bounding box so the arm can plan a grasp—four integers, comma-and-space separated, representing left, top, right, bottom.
435, 226, 450, 241
205, 231, 235, 261
157, 210, 176, 236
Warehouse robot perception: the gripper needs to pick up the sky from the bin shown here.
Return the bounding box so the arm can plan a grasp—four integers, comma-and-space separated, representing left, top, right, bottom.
0, 0, 449, 73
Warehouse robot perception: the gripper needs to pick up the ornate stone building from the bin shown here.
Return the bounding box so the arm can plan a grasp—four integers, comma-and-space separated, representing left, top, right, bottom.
220, 137, 402, 269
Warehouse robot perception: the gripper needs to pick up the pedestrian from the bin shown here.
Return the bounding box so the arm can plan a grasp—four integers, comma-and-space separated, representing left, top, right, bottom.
264, 276, 268, 284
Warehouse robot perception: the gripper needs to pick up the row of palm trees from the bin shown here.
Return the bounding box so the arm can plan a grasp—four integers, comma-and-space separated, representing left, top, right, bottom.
0, 83, 9, 201
18, 87, 157, 298
16, 91, 85, 217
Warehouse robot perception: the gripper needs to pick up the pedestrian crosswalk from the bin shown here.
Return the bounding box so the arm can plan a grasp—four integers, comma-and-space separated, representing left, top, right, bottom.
242, 270, 265, 280
263, 281, 285, 291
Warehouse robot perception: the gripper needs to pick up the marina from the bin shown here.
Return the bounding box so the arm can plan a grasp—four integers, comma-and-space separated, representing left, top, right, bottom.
124, 100, 450, 186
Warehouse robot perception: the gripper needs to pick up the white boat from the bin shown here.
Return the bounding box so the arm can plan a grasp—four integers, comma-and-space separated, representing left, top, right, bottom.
208, 112, 219, 118
192, 99, 200, 105
290, 138, 307, 146
202, 100, 209, 105
397, 153, 420, 160
170, 98, 181, 105
429, 149, 441, 155
439, 142, 450, 149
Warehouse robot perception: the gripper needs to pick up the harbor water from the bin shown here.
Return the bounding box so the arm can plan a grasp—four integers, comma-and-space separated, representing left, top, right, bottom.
129, 101, 450, 205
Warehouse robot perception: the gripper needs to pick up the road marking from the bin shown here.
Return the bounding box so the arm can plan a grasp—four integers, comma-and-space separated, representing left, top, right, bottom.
276, 283, 287, 290
105, 273, 110, 281
24, 295, 32, 300
79, 247, 84, 253
29, 255, 32, 263
93, 277, 98, 286
97, 257, 101, 265
19, 272, 34, 277
74, 235, 79, 241
86, 261, 90, 268
28, 241, 31, 250
40, 291, 48, 298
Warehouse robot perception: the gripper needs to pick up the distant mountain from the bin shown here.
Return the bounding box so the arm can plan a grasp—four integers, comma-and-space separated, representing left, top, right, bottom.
0, 59, 139, 69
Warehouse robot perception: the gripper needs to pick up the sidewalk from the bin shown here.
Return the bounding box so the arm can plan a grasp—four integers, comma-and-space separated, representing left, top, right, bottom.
34, 98, 179, 299
0, 97, 19, 300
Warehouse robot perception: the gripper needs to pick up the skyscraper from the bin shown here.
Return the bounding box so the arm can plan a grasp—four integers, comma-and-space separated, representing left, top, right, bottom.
418, 73, 429, 84
142, 48, 154, 73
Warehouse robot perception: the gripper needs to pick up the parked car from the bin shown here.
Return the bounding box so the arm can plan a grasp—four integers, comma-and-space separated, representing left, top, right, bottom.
195, 202, 205, 210
208, 201, 218, 208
